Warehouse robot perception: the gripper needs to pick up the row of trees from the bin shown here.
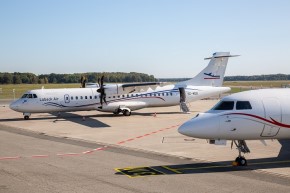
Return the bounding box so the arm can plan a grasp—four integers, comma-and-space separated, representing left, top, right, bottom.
224, 74, 290, 81
2, 73, 290, 84
160, 74, 290, 82
0, 72, 157, 84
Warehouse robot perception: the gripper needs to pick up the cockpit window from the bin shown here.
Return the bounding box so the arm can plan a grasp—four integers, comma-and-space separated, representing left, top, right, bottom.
21, 93, 37, 99
212, 101, 234, 110
21, 94, 28, 98
236, 101, 252, 110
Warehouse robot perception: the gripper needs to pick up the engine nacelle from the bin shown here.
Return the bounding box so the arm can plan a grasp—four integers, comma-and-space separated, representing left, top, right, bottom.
103, 84, 135, 95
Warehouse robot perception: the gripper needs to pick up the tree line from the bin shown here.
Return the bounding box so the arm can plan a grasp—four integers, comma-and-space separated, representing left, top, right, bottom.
0, 72, 157, 84
160, 74, 290, 82
224, 74, 290, 81
2, 73, 290, 84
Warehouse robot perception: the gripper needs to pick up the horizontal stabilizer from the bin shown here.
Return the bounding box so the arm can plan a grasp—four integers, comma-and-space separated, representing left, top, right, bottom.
204, 55, 240, 60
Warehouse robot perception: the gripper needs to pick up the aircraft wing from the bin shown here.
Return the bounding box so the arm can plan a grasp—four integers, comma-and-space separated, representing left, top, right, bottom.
121, 82, 169, 93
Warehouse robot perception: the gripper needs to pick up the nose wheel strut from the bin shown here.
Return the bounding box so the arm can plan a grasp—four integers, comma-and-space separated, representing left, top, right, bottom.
232, 140, 250, 166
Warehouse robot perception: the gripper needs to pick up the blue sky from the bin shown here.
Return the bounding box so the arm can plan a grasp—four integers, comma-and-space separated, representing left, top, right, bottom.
0, 0, 290, 78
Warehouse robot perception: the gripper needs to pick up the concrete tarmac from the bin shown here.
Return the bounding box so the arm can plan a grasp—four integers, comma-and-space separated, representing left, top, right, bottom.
1, 128, 290, 193
1, 100, 290, 192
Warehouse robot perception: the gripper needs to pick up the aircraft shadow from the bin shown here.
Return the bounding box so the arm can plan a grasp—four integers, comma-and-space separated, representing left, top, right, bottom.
131, 111, 197, 117
115, 139, 290, 177
0, 112, 110, 128
49, 112, 110, 128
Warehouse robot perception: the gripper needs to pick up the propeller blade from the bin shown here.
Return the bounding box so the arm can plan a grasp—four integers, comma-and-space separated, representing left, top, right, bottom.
82, 78, 87, 88
100, 93, 103, 105
97, 78, 100, 87
100, 75, 104, 87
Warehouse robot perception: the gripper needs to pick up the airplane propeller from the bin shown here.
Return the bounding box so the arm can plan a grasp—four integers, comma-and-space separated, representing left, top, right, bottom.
80, 76, 87, 88
97, 75, 107, 105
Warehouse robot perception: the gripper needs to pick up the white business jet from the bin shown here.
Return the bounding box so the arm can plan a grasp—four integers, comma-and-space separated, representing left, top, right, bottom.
178, 88, 290, 166
10, 52, 236, 120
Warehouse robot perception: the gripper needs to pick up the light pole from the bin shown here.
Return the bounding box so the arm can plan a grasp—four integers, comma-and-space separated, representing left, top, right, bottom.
13, 89, 15, 100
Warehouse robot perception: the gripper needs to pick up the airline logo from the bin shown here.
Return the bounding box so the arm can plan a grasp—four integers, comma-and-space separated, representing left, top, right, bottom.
204, 73, 220, 79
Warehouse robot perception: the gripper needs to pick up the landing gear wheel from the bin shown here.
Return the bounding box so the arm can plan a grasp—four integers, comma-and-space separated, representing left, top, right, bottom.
123, 110, 131, 116
24, 115, 30, 120
234, 156, 247, 166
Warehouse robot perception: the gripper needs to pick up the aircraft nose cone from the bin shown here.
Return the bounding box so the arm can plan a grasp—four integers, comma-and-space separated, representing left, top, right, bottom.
178, 113, 220, 139
178, 121, 194, 137
9, 101, 18, 111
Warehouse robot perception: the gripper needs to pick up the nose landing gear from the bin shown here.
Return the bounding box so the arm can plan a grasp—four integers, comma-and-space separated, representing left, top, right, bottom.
232, 140, 250, 166
23, 112, 31, 120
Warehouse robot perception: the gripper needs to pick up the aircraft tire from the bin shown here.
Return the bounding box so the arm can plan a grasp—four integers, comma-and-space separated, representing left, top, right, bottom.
123, 110, 131, 116
235, 156, 247, 166
24, 115, 30, 120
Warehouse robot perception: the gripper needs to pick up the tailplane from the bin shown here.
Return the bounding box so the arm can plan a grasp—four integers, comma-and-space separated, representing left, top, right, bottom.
177, 52, 239, 87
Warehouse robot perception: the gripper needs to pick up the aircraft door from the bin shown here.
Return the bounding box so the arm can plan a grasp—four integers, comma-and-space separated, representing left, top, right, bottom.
179, 88, 186, 103
261, 98, 281, 137
64, 94, 70, 103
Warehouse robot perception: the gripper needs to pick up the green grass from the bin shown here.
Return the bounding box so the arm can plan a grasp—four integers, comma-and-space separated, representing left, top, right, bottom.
224, 81, 290, 88
0, 84, 79, 99
1, 81, 289, 99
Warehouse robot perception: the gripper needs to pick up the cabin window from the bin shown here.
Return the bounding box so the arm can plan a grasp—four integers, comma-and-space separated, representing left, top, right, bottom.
76, 96, 78, 100
113, 96, 115, 98
236, 101, 252, 110
80, 96, 83, 100
85, 96, 88, 99
71, 96, 73, 100
28, 94, 33, 98
90, 96, 92, 99
94, 95, 97, 99
33, 94, 38, 98
170, 93, 173, 96
212, 101, 234, 110
117, 95, 120, 98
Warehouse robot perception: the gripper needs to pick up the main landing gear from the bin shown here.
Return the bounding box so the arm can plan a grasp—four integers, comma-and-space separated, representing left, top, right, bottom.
113, 107, 131, 116
23, 112, 31, 120
232, 140, 250, 166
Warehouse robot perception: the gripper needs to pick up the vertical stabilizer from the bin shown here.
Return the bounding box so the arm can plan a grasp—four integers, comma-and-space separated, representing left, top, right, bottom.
177, 52, 238, 87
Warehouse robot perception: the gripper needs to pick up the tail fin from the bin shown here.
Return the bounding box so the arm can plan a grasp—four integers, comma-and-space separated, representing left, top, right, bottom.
177, 52, 238, 87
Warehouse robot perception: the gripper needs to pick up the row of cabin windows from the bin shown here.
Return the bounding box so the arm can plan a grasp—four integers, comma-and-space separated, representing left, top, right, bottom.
70, 96, 96, 100
212, 101, 252, 110
110, 92, 173, 98
22, 92, 175, 101
68, 92, 174, 100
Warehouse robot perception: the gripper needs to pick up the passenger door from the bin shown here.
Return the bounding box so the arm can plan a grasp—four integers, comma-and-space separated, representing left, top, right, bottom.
261, 98, 281, 137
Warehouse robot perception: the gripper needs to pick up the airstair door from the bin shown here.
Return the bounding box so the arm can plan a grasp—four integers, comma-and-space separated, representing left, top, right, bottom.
179, 88, 186, 103
261, 98, 281, 137
64, 94, 70, 104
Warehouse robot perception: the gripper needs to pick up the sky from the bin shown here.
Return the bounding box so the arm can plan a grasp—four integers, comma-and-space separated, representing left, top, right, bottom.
0, 0, 290, 78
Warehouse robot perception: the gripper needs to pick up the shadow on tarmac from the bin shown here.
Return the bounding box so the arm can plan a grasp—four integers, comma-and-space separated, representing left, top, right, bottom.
0, 112, 110, 128
115, 139, 290, 177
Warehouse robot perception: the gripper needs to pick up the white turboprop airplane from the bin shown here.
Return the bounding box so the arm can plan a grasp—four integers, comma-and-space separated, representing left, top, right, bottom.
178, 88, 290, 166
10, 52, 237, 120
